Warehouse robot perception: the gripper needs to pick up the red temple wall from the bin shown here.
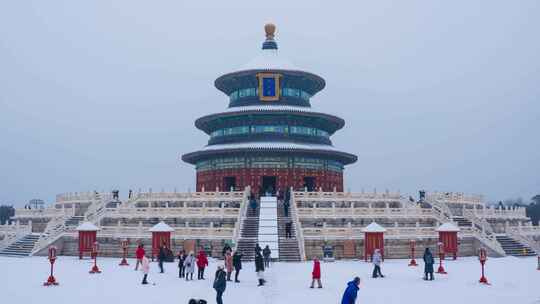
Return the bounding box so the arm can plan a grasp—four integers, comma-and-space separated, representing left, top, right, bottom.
196, 168, 343, 194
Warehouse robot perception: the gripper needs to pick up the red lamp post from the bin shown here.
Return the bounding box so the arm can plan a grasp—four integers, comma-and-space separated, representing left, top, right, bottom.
408, 239, 418, 266
119, 239, 129, 266
43, 246, 59, 286
89, 241, 102, 274
436, 242, 447, 274
478, 247, 489, 284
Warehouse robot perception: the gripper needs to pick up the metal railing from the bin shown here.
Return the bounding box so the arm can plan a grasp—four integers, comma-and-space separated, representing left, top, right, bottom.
291, 189, 306, 261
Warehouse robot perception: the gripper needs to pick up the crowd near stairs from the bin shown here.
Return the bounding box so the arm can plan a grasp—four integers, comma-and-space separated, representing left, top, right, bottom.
236, 203, 260, 261
0, 234, 41, 257
277, 202, 301, 262
495, 235, 537, 257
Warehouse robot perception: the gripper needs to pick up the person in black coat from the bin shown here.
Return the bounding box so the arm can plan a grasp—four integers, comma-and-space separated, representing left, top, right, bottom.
423, 248, 435, 280
255, 243, 262, 256
213, 266, 227, 304
262, 245, 271, 268
283, 200, 290, 217
158, 244, 167, 273
285, 222, 293, 238
255, 252, 265, 286
232, 251, 243, 283
177, 250, 187, 278
222, 243, 232, 257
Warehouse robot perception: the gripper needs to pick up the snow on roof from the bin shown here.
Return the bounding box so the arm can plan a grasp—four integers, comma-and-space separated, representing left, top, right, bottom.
362, 222, 386, 233
223, 105, 321, 114
149, 221, 174, 232
76, 221, 100, 231
200, 142, 340, 152
239, 49, 299, 71
436, 222, 460, 232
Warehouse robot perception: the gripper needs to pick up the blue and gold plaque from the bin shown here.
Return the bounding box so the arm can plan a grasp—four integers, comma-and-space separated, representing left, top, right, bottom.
257, 73, 281, 101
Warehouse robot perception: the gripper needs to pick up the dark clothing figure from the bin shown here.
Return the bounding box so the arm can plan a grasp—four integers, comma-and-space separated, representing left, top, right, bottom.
285, 222, 292, 238
158, 246, 167, 273
423, 248, 435, 280
262, 246, 271, 268
255, 253, 265, 286
128, 189, 133, 199
255, 244, 262, 256
233, 252, 243, 282
283, 200, 290, 217
178, 252, 186, 278
213, 267, 227, 304
341, 278, 360, 304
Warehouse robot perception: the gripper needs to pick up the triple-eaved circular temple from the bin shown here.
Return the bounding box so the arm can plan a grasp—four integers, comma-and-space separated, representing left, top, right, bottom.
2, 25, 539, 264
182, 24, 357, 194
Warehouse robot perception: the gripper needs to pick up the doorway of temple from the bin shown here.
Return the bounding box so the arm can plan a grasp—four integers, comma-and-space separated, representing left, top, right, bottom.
303, 176, 316, 191
223, 176, 236, 191
261, 176, 277, 196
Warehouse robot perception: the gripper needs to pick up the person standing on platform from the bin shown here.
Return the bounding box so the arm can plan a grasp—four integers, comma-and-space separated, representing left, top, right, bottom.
213, 265, 227, 304
141, 255, 150, 285
263, 245, 271, 268
310, 257, 322, 288
232, 251, 243, 283
197, 250, 209, 280
371, 249, 384, 278
158, 243, 167, 273
341, 277, 361, 304
178, 250, 187, 278
423, 248, 435, 281
255, 252, 265, 286
135, 244, 145, 271
224, 250, 233, 281
184, 251, 196, 281
255, 243, 262, 256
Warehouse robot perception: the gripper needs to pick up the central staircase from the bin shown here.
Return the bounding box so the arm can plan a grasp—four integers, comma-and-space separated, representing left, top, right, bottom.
0, 234, 41, 257
64, 216, 85, 227
495, 235, 537, 257
236, 202, 260, 261
452, 216, 472, 227
277, 201, 301, 262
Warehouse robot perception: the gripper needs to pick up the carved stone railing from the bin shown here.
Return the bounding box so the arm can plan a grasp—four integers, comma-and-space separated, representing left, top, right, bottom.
0, 222, 32, 250
232, 187, 250, 249
291, 188, 306, 261
293, 190, 402, 202
103, 206, 241, 219
12, 207, 71, 219
56, 191, 113, 203
31, 215, 68, 255
296, 206, 435, 219
506, 227, 540, 254
70, 225, 235, 240
463, 208, 494, 235
301, 226, 438, 240
425, 191, 484, 206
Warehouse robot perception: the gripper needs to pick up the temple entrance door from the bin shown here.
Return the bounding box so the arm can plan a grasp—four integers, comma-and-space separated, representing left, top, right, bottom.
303, 176, 316, 192
261, 176, 277, 196
223, 176, 236, 192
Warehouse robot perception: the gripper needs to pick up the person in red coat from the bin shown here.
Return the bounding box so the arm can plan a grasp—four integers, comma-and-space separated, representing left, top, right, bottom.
196, 250, 209, 280
310, 257, 322, 288
135, 244, 145, 271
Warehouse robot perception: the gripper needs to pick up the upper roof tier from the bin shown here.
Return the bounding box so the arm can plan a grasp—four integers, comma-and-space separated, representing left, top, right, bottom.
214, 24, 326, 102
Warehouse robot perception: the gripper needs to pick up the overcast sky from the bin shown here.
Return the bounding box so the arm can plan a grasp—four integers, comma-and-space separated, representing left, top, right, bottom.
1, 1, 539, 206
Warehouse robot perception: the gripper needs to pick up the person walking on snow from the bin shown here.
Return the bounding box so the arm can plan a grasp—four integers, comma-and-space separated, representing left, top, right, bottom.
371, 249, 384, 278
423, 247, 435, 281
158, 243, 167, 273
263, 245, 271, 268
255, 243, 262, 256
224, 250, 233, 281
255, 252, 266, 286
197, 250, 209, 280
135, 244, 145, 271
177, 250, 187, 278
184, 251, 196, 281
310, 257, 322, 288
341, 277, 361, 304
141, 255, 150, 285
232, 251, 243, 283
213, 265, 227, 304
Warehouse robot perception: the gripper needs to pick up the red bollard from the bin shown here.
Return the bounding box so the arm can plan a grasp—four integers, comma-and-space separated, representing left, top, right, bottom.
478, 247, 489, 284
89, 241, 102, 274
119, 239, 129, 266
408, 239, 417, 266
436, 242, 447, 274
43, 246, 59, 286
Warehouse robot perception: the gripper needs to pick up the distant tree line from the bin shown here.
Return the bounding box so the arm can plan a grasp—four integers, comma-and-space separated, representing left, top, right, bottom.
495, 195, 540, 226
0, 205, 15, 225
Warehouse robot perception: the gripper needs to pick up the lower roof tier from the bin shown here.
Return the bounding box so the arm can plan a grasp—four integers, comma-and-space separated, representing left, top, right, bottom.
181, 141, 358, 165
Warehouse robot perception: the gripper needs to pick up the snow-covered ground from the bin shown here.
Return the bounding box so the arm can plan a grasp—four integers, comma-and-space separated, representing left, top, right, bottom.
2, 256, 539, 304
